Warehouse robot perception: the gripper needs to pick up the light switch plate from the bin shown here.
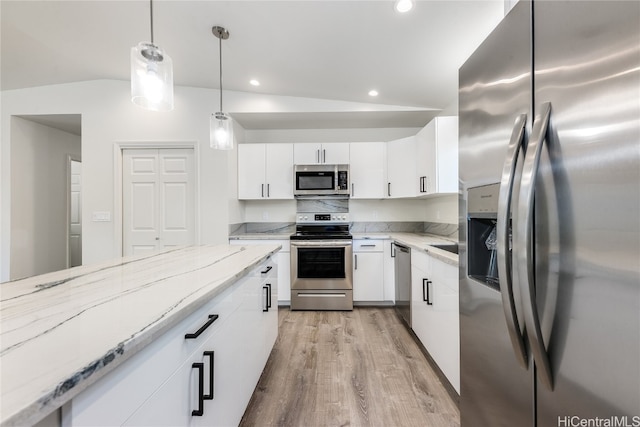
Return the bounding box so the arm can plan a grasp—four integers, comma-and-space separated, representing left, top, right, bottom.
92, 211, 111, 222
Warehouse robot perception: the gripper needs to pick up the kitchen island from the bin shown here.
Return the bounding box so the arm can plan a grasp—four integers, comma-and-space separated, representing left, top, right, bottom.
0, 244, 280, 427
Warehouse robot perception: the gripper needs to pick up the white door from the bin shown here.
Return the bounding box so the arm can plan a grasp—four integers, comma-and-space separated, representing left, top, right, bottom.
386, 136, 416, 198
237, 144, 267, 199
69, 159, 82, 267
349, 142, 386, 199
264, 143, 293, 199
123, 148, 195, 256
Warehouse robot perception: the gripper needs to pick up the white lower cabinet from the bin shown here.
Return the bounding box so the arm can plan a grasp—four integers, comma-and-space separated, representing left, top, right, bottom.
410, 250, 459, 393
65, 258, 278, 427
122, 324, 233, 426
353, 240, 384, 302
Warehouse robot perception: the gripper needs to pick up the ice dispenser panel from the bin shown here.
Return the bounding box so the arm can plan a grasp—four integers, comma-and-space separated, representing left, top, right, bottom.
467, 184, 507, 290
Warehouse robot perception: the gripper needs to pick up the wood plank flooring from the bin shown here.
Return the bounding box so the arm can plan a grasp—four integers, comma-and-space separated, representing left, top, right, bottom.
240, 307, 460, 427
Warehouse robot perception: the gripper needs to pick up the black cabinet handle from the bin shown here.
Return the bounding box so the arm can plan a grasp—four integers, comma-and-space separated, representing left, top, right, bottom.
261, 265, 273, 274
261, 183, 264, 198
267, 283, 272, 309
267, 183, 270, 197
185, 314, 219, 339
388, 182, 391, 197
423, 279, 433, 305
203, 351, 214, 400
192, 362, 204, 416
263, 283, 272, 311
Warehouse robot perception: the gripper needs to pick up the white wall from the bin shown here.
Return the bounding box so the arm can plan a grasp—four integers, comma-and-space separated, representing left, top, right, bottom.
10, 117, 81, 279
1, 79, 431, 281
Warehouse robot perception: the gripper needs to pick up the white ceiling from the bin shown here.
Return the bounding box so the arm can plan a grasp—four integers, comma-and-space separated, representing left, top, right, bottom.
1, 0, 504, 129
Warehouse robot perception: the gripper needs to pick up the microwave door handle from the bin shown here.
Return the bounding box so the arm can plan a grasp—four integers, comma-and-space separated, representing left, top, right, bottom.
497, 113, 529, 369
516, 102, 554, 391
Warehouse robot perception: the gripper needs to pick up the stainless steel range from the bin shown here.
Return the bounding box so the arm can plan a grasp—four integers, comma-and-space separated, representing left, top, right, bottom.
290, 212, 353, 311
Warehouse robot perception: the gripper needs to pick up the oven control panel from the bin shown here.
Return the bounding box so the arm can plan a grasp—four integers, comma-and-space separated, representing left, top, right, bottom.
296, 212, 350, 224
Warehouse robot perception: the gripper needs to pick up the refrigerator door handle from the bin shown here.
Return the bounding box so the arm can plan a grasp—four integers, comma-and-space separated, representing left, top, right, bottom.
497, 113, 529, 369
516, 102, 554, 390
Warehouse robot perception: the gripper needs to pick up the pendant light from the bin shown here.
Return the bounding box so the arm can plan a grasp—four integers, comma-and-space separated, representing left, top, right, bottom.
210, 26, 234, 150
130, 0, 174, 111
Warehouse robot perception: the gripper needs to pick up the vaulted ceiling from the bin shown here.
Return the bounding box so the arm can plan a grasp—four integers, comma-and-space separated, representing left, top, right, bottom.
1, 0, 504, 112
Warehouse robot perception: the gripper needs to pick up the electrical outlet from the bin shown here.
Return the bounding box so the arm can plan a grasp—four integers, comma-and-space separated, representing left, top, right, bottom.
262, 211, 269, 220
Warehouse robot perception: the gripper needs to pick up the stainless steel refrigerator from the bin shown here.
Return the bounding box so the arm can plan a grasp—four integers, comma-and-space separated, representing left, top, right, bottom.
458, 1, 639, 426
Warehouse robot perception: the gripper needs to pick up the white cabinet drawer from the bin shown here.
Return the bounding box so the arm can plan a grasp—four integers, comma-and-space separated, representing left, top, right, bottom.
353, 240, 384, 252
123, 323, 240, 427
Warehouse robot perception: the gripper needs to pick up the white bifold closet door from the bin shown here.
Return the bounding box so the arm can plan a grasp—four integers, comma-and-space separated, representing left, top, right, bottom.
123, 148, 195, 256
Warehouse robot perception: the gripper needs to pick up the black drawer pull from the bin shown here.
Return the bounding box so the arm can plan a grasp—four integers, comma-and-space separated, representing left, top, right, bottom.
185, 314, 219, 339
261, 265, 273, 274
423, 279, 433, 305
192, 362, 204, 416
263, 283, 272, 312
203, 351, 214, 400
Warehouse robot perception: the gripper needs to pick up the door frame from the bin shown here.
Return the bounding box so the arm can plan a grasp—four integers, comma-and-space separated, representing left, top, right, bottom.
113, 141, 200, 257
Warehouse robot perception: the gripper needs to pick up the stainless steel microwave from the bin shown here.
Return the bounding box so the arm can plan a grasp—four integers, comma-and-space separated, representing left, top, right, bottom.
294, 164, 350, 196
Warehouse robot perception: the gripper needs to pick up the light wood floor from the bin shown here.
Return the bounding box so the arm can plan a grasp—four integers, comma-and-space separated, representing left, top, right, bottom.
240, 307, 460, 427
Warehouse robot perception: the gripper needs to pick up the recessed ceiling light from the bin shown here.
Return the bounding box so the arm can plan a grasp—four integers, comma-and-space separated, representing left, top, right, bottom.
394, 0, 414, 13
368, 90, 379, 97
249, 79, 260, 86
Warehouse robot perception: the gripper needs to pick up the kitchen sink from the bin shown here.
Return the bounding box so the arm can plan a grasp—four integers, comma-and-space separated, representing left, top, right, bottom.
430, 244, 459, 255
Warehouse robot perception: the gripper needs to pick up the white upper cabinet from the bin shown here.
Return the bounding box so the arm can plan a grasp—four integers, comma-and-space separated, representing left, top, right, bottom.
238, 143, 293, 200
349, 142, 386, 199
386, 136, 417, 198
293, 143, 350, 165
416, 116, 458, 195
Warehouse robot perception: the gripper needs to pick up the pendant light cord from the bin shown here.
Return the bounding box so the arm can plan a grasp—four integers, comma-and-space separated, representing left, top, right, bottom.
149, 0, 154, 44
219, 35, 223, 112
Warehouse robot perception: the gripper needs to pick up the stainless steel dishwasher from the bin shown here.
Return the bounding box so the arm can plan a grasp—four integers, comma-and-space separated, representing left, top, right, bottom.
393, 243, 411, 327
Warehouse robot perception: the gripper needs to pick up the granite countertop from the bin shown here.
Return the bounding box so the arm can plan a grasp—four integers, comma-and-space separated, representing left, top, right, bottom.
228, 233, 292, 240
0, 244, 280, 427
353, 232, 458, 266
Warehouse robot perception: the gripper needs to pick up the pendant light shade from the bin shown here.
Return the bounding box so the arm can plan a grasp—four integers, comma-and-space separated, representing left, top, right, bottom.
210, 26, 234, 150
131, 0, 174, 111
210, 112, 234, 150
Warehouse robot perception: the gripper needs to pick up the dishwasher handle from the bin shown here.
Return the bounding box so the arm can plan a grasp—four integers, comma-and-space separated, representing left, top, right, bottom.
395, 243, 410, 254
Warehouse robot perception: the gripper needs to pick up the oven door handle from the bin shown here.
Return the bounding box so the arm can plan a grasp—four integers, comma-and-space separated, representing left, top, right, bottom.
290, 240, 353, 247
